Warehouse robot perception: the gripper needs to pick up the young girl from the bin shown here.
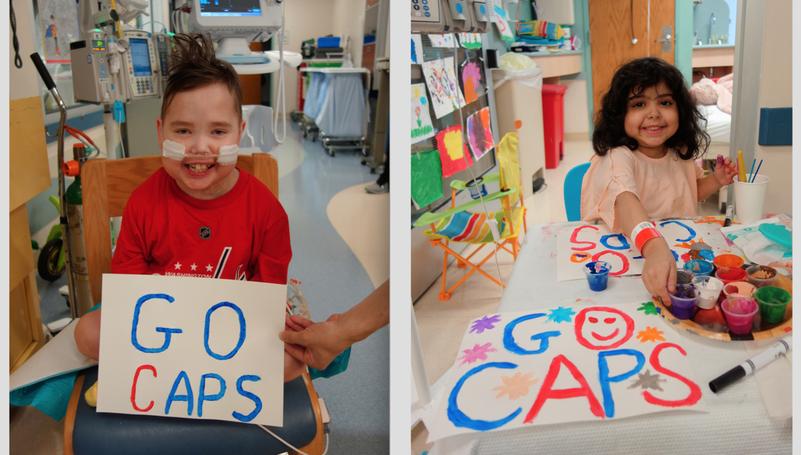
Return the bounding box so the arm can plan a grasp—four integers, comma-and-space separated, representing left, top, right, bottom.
581, 57, 738, 305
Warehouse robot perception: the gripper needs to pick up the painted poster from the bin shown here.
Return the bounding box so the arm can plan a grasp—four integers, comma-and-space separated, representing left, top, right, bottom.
556, 220, 735, 281
411, 150, 444, 208
491, 4, 515, 45
436, 125, 473, 177
429, 33, 457, 48
422, 301, 707, 442
460, 58, 485, 105
36, 0, 81, 63
97, 274, 286, 426
466, 107, 494, 159
422, 57, 467, 119
411, 83, 436, 143
411, 34, 424, 64
458, 33, 483, 49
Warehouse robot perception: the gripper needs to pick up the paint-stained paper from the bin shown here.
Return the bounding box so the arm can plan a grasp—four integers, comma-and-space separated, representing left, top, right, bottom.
98, 274, 286, 426
429, 33, 457, 48
422, 301, 708, 442
411, 83, 436, 143
466, 107, 494, 159
411, 34, 424, 64
422, 57, 467, 119
460, 59, 486, 105
436, 125, 473, 177
491, 4, 515, 45
556, 220, 735, 281
458, 33, 483, 49
411, 150, 444, 208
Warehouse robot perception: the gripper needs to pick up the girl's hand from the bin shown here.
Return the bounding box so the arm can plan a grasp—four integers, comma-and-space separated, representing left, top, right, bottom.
714, 155, 738, 186
640, 238, 677, 306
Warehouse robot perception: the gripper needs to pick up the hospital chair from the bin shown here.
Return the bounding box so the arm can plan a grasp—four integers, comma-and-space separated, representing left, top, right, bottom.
413, 132, 527, 301
64, 154, 326, 455
563, 162, 590, 221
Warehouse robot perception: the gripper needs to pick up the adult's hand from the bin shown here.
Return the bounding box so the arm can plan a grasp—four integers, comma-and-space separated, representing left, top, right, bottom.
281, 314, 352, 370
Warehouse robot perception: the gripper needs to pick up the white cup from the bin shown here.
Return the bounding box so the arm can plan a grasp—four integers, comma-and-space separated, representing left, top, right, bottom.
733, 174, 768, 224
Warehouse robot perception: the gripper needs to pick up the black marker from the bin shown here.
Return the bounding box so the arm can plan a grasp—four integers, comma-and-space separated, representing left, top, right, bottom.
709, 335, 791, 393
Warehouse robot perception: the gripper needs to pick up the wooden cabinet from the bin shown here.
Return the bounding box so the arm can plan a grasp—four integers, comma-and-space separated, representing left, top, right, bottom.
10, 96, 51, 372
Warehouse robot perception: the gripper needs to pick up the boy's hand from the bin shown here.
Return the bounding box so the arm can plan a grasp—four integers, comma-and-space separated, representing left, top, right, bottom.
714, 155, 738, 186
280, 314, 352, 370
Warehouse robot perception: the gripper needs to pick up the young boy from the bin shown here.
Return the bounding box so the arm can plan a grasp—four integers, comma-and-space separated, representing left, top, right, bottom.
74, 33, 305, 382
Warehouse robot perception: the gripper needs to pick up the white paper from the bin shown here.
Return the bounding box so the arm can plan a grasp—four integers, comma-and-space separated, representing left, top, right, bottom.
429, 33, 457, 48
556, 220, 736, 281
720, 217, 792, 265
411, 83, 437, 143
411, 34, 424, 64
10, 320, 97, 391
97, 274, 286, 426
421, 57, 467, 119
423, 301, 708, 442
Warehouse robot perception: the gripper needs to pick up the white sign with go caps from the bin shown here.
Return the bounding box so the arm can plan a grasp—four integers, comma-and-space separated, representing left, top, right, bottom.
98, 274, 287, 426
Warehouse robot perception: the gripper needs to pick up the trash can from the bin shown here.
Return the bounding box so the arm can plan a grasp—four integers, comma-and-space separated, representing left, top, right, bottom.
542, 84, 567, 169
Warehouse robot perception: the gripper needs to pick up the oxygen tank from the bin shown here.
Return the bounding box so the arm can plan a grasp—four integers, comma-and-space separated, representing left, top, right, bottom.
64, 143, 94, 315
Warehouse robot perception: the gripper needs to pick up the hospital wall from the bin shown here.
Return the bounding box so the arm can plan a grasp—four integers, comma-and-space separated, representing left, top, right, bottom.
754, 0, 791, 215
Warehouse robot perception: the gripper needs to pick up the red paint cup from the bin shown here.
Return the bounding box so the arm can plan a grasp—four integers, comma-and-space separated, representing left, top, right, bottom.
715, 266, 747, 284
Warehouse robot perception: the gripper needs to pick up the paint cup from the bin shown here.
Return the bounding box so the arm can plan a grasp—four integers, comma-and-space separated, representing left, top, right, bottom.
722, 281, 756, 299
721, 295, 759, 335
669, 286, 697, 320
733, 174, 769, 224
745, 264, 778, 288
466, 177, 488, 200
683, 260, 714, 277
713, 253, 745, 271
584, 261, 610, 292
693, 305, 727, 331
754, 286, 791, 326
715, 266, 747, 284
692, 276, 723, 309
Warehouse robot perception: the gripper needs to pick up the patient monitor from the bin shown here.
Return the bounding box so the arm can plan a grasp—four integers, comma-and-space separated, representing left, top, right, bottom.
189, 0, 284, 64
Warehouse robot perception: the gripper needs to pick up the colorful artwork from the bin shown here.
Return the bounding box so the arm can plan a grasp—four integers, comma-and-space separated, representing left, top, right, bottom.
491, 4, 515, 45
436, 125, 473, 177
422, 57, 467, 119
97, 274, 287, 426
411, 150, 444, 208
556, 220, 734, 281
37, 0, 81, 63
458, 33, 483, 49
411, 34, 424, 64
460, 59, 485, 104
422, 301, 706, 442
466, 107, 494, 159
429, 33, 457, 48
411, 83, 436, 143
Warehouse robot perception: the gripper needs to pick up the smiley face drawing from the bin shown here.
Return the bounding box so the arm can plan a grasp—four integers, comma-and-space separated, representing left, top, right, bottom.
574, 306, 635, 350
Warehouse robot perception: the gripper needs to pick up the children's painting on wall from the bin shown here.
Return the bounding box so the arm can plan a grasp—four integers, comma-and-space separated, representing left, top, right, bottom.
411, 150, 444, 208
466, 107, 494, 159
436, 125, 473, 177
556, 220, 734, 281
411, 34, 424, 64
411, 83, 436, 143
421, 301, 706, 442
460, 58, 486, 105
36, 0, 81, 63
458, 33, 483, 49
422, 57, 467, 119
429, 33, 457, 48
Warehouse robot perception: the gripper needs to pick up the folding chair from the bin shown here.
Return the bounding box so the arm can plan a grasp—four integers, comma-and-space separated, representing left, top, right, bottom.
414, 132, 527, 301
64, 154, 326, 455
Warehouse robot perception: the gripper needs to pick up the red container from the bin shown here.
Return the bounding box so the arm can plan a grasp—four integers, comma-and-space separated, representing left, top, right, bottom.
542, 84, 567, 169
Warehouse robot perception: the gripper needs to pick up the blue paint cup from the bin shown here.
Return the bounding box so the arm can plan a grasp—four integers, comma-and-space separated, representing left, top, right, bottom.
684, 260, 714, 277
669, 285, 697, 319
584, 261, 610, 292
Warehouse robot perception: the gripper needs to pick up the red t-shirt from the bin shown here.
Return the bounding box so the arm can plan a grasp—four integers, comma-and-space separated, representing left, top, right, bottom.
111, 168, 291, 284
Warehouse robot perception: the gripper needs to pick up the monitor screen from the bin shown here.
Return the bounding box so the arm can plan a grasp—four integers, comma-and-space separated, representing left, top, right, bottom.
129, 38, 152, 77
199, 0, 262, 16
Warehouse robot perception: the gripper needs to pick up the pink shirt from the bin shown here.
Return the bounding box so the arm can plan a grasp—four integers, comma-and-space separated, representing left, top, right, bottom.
580, 146, 704, 232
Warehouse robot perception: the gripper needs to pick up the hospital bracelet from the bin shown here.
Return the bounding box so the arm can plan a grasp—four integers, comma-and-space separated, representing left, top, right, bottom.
630, 221, 661, 253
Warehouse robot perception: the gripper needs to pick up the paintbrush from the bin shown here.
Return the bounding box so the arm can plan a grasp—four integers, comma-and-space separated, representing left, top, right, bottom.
750, 159, 763, 183
737, 150, 747, 182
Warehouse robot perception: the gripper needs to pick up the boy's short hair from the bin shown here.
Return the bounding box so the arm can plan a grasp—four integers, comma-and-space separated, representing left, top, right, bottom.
592, 57, 710, 160
161, 33, 242, 121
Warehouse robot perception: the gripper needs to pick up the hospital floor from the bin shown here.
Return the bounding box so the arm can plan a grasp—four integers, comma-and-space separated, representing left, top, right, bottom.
12, 123, 389, 454
411, 137, 722, 453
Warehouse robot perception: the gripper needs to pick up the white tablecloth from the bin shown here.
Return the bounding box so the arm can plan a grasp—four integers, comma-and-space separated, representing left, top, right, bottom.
428, 223, 791, 455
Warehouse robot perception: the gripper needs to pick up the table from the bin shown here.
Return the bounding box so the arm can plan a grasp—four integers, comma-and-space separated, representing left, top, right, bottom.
427, 222, 791, 454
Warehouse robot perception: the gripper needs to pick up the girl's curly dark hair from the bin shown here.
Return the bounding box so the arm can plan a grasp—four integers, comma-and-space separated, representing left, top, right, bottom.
160, 33, 242, 121
592, 57, 709, 160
